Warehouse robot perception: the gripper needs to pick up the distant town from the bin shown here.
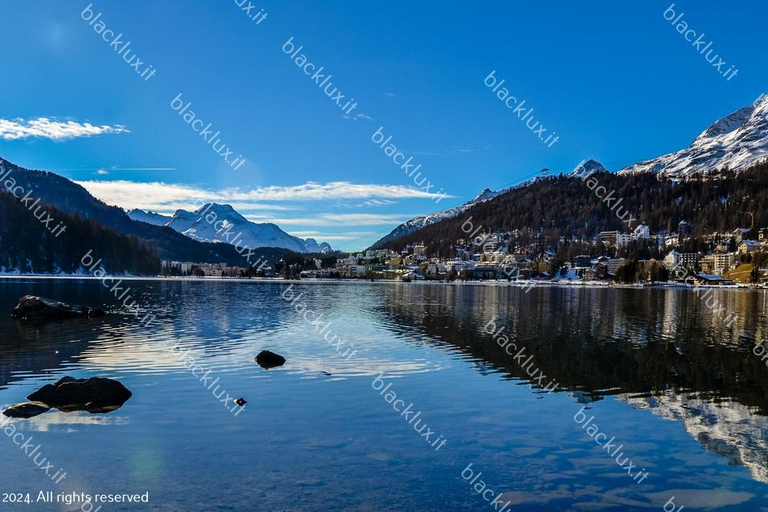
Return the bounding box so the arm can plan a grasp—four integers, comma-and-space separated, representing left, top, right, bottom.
160, 221, 768, 287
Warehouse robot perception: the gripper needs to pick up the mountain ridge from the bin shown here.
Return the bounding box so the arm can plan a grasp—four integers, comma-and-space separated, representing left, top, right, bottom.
132, 203, 332, 254
0, 157, 295, 265
374, 95, 768, 248
618, 95, 768, 177
370, 184, 507, 249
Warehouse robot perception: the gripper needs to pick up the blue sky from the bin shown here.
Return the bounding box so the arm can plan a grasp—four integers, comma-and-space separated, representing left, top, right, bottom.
0, 0, 764, 250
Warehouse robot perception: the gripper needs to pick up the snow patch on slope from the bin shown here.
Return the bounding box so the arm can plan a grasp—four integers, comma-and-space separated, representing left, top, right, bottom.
130, 203, 332, 254
371, 188, 505, 247
619, 95, 768, 177
568, 159, 609, 179
127, 209, 171, 226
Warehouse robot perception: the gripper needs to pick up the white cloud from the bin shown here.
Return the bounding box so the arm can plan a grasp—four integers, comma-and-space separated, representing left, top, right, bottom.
221, 202, 297, 212
384, 92, 396, 97
341, 112, 373, 121
0, 117, 129, 141
357, 199, 397, 207
75, 180, 450, 211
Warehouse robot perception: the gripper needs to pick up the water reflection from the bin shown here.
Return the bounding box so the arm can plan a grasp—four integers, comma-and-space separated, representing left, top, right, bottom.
2, 278, 768, 508
373, 284, 768, 484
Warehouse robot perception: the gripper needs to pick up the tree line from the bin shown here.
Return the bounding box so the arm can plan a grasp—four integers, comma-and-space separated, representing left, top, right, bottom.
0, 191, 160, 274
379, 162, 768, 262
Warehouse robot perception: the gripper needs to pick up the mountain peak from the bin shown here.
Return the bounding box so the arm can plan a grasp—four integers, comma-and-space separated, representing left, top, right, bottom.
471, 188, 498, 203
620, 96, 768, 177
694, 105, 754, 143
146, 202, 333, 253
583, 158, 606, 169
570, 159, 608, 178
196, 203, 237, 214
126, 209, 172, 226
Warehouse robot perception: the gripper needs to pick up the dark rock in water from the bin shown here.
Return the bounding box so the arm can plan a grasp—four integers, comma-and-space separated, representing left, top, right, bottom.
2, 401, 50, 419
27, 376, 132, 413
12, 296, 105, 321
256, 350, 286, 369
234, 398, 247, 406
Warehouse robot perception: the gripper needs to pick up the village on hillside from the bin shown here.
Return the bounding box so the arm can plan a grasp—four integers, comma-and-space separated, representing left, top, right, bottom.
156, 219, 768, 286
296, 221, 768, 286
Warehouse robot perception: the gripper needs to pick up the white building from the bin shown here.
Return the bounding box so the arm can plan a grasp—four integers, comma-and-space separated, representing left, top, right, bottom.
606, 258, 626, 275
739, 240, 761, 255
663, 250, 681, 270
633, 223, 650, 240
713, 253, 738, 275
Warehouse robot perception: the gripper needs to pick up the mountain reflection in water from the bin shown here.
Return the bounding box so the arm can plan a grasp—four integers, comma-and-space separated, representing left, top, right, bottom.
1, 279, 768, 511
373, 284, 768, 484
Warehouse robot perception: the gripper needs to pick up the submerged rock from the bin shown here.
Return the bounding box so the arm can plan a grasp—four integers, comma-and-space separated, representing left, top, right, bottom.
256, 350, 286, 369
27, 376, 132, 413
12, 296, 105, 321
2, 401, 50, 419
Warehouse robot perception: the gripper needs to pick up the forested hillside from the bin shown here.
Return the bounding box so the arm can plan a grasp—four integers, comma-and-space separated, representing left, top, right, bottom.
0, 191, 160, 274
381, 162, 768, 257
0, 158, 293, 266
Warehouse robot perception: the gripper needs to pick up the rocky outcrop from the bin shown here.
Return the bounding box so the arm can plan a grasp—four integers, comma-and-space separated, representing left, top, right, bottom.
2, 401, 50, 418
256, 350, 286, 369
27, 376, 132, 413
12, 296, 105, 321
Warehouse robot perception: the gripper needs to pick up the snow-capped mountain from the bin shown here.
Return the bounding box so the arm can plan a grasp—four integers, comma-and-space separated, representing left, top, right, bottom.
370, 187, 505, 248
129, 203, 332, 254
371, 162, 617, 248
623, 391, 768, 485
127, 209, 171, 226
568, 159, 609, 179
370, 94, 768, 249
619, 95, 768, 177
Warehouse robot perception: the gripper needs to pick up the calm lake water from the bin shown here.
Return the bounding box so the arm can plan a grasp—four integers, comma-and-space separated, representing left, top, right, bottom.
1, 279, 768, 511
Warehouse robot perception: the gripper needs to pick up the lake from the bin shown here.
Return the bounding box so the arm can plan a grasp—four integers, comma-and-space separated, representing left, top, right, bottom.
1, 279, 768, 511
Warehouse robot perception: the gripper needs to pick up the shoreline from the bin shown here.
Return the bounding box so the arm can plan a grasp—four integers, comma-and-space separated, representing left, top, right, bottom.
0, 274, 763, 291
